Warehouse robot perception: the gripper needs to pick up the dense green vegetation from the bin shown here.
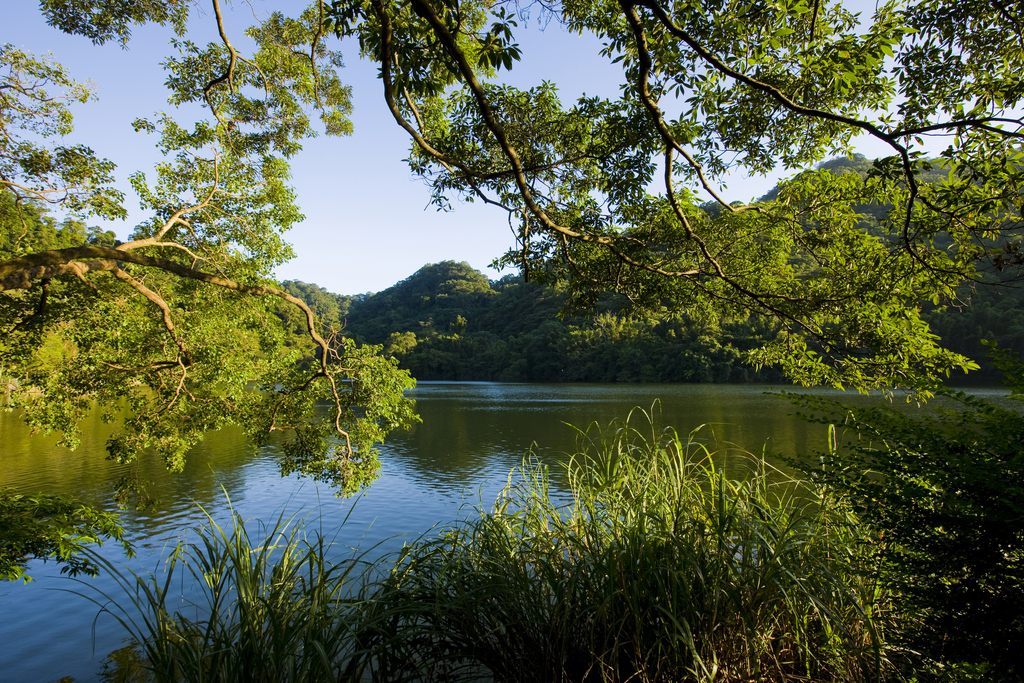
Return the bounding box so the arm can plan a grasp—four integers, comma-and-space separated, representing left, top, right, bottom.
283, 262, 785, 383
1, 22, 415, 578
0, 487, 132, 583
276, 154, 1024, 385
367, 418, 885, 683
0, 191, 118, 254
286, 260, 1024, 385
3, 1, 1024, 680
788, 352, 1024, 682
925, 289, 1024, 384
0, 20, 417, 517
348, 0, 1024, 393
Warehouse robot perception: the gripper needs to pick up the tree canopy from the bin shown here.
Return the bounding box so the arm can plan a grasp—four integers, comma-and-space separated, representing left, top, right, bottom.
0, 4, 418, 519
1, 0, 1022, 574
325, 0, 1022, 393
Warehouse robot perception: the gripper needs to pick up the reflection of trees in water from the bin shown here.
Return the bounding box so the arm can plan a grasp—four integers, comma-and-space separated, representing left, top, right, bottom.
0, 408, 260, 533
384, 384, 834, 489
1, 384, 878, 528
98, 644, 150, 683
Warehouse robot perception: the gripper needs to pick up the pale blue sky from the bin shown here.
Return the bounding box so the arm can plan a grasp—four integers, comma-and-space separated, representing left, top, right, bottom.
6, 0, 896, 295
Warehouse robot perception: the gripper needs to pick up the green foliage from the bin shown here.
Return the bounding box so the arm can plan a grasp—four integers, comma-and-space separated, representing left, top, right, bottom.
267, 339, 422, 497
281, 280, 353, 331
344, 260, 494, 341
40, 0, 189, 46
313, 260, 784, 383
0, 44, 124, 220
324, 0, 1024, 393
362, 411, 887, 682
84, 508, 368, 683
0, 4, 416, 579
0, 487, 132, 582
0, 8, 414, 497
789, 382, 1024, 680
0, 189, 115, 255
289, 249, 1023, 386
921, 283, 1024, 382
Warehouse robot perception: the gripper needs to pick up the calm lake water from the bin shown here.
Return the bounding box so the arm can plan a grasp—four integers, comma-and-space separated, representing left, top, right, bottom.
0, 382, 1015, 682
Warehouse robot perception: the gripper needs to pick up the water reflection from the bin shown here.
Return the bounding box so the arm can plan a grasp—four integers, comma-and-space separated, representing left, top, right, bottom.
386, 383, 833, 489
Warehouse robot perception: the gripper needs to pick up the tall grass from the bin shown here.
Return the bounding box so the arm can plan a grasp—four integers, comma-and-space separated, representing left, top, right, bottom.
88, 410, 890, 683
360, 409, 889, 682
83, 509, 371, 683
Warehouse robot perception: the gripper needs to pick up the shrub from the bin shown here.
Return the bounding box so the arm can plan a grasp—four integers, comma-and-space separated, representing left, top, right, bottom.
790, 386, 1024, 682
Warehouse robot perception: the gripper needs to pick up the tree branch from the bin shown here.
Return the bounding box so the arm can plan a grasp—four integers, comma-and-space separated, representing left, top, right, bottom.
631, 0, 942, 273
397, 0, 699, 278
0, 245, 332, 375
111, 266, 191, 365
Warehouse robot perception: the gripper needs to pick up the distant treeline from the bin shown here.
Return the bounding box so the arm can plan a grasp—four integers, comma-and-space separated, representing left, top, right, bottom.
278, 155, 1024, 385
279, 259, 1024, 384
282, 263, 786, 383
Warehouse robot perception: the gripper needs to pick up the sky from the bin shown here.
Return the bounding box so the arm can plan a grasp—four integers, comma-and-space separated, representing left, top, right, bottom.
5, 0, 898, 295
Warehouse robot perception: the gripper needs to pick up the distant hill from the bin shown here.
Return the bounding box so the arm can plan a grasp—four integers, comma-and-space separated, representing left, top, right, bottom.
278, 155, 1024, 385
282, 261, 785, 383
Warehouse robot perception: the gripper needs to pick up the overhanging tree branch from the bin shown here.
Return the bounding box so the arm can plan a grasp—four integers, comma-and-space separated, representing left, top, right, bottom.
395, 0, 700, 278
1, 244, 331, 376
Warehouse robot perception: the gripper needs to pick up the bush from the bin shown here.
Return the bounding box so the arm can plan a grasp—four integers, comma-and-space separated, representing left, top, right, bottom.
790, 384, 1024, 681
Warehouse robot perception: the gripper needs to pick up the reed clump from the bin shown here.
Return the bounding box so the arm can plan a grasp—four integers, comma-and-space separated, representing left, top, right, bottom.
86, 511, 369, 683
360, 410, 889, 682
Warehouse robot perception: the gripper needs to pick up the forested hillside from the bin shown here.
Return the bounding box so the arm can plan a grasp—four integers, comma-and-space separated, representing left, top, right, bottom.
332, 261, 788, 383
281, 155, 1024, 385
282, 259, 787, 383
284, 259, 1024, 385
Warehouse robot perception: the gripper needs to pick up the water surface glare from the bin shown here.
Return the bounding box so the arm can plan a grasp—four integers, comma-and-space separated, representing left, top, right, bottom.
1, 382, 1014, 682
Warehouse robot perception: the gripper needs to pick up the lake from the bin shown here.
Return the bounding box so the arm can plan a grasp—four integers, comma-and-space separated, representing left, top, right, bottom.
0, 381, 1013, 682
